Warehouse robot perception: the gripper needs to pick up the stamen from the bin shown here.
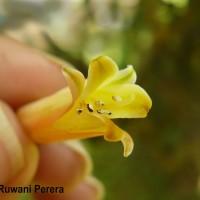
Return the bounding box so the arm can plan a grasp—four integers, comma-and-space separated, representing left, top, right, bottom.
112, 95, 122, 102
87, 104, 94, 112
95, 100, 104, 106
97, 109, 112, 115
76, 108, 83, 115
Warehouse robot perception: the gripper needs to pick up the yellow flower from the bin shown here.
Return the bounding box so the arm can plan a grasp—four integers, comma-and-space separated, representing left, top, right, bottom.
18, 56, 152, 157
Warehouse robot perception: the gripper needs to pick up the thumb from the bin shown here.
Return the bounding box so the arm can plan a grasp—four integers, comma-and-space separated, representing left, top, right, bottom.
0, 102, 39, 198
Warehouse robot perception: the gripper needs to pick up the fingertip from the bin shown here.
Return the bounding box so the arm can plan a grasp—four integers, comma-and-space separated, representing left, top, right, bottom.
64, 176, 105, 200
33, 142, 92, 190
0, 101, 39, 199
33, 176, 104, 200
64, 140, 93, 178
0, 35, 67, 108
0, 101, 39, 198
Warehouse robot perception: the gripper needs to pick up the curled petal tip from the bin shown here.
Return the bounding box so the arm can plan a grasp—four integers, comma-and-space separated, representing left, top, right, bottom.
103, 120, 134, 157
121, 132, 134, 157
61, 64, 85, 100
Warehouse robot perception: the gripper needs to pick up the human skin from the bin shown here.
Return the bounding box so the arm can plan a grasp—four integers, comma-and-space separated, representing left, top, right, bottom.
0, 35, 103, 200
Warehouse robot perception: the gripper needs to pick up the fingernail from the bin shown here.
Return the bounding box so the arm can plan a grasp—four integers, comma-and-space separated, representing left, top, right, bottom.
84, 176, 105, 200
63, 176, 105, 200
64, 140, 93, 178
0, 103, 24, 184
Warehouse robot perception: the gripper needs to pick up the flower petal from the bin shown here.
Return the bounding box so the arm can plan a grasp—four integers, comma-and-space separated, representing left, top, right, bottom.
53, 105, 133, 157
62, 64, 85, 100
26, 107, 133, 158
110, 65, 137, 85
17, 87, 73, 138
91, 84, 152, 118
121, 131, 134, 157
103, 119, 134, 157
43, 53, 86, 100
82, 56, 118, 98
53, 106, 107, 134
27, 108, 107, 143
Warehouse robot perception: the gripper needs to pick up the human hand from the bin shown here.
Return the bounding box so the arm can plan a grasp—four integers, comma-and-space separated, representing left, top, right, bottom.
0, 35, 103, 200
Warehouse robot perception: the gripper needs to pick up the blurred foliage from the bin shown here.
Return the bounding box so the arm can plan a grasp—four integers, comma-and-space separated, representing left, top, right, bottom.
1, 0, 200, 199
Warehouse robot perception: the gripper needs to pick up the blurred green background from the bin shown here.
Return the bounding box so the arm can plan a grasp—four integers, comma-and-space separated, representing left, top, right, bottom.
1, 0, 200, 199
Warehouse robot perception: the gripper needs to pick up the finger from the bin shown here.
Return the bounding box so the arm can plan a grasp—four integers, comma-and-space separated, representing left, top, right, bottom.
0, 35, 104, 199
64, 177, 104, 200
33, 177, 104, 200
0, 35, 66, 108
0, 102, 39, 199
33, 141, 92, 189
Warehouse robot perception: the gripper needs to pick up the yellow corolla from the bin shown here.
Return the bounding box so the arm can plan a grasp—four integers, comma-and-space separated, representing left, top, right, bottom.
17, 56, 152, 157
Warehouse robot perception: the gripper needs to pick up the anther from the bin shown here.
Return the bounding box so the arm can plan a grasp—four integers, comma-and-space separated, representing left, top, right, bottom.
97, 109, 112, 115
76, 108, 83, 115
87, 104, 94, 112
112, 95, 122, 102
95, 100, 104, 106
